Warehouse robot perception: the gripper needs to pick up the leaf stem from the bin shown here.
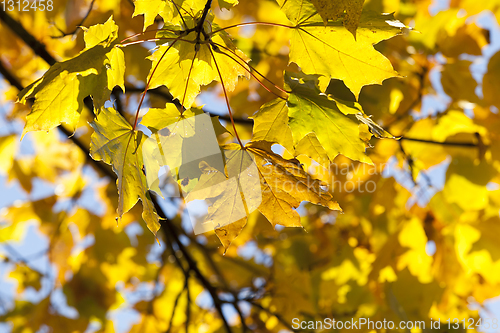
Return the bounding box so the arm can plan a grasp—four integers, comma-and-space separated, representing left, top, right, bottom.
212, 41, 290, 96
400, 137, 478, 147
133, 38, 181, 130
170, 0, 189, 30
181, 48, 199, 107
167, 0, 195, 19
210, 21, 295, 35
119, 37, 195, 47
212, 46, 286, 100
120, 28, 179, 44
208, 46, 244, 148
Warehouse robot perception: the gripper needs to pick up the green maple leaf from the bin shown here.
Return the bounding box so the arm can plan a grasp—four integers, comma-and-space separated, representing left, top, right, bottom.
17, 17, 125, 138
277, 0, 405, 98
252, 72, 372, 164
147, 21, 250, 108
90, 107, 160, 236
286, 72, 373, 164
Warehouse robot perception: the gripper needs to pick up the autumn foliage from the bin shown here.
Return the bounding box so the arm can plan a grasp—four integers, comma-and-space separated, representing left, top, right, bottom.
1, 0, 500, 332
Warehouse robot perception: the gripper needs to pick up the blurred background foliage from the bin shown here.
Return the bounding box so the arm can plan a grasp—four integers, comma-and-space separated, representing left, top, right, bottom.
2, 0, 500, 332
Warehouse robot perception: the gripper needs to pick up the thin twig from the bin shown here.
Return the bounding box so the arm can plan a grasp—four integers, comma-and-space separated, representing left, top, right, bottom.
158, 213, 234, 333
51, 0, 96, 38
0, 242, 48, 276
213, 42, 290, 95
208, 45, 244, 148
246, 300, 298, 332
195, 0, 213, 43
133, 38, 182, 130
210, 22, 295, 35
166, 275, 189, 333
400, 137, 478, 147
181, 48, 199, 107
211, 43, 287, 100
189, 238, 249, 331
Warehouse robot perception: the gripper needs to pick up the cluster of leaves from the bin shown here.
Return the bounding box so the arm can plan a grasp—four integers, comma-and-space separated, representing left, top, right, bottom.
15, 0, 406, 247
1, 0, 500, 332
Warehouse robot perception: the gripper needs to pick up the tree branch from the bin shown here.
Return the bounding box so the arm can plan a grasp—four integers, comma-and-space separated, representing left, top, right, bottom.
0, 62, 23, 91
158, 212, 234, 333
0, 10, 56, 66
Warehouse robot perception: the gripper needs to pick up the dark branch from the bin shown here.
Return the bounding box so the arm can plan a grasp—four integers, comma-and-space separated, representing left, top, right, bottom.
0, 61, 23, 91
158, 213, 234, 333
195, 0, 214, 44
0, 10, 56, 66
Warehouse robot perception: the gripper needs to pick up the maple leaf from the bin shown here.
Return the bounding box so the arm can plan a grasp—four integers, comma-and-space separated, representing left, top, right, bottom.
294, 133, 330, 166
185, 147, 261, 249
286, 72, 373, 164
248, 141, 341, 228
17, 17, 125, 138
90, 107, 160, 236
181, 141, 340, 249
253, 72, 372, 165
141, 106, 228, 198
147, 22, 250, 108
277, 0, 404, 97
0, 135, 17, 174
251, 98, 294, 153
132, 0, 207, 31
